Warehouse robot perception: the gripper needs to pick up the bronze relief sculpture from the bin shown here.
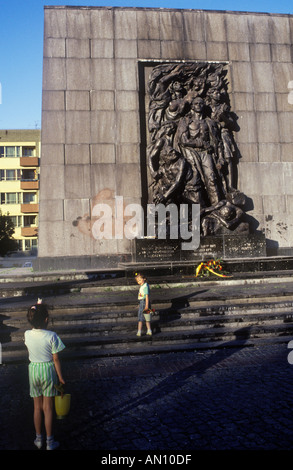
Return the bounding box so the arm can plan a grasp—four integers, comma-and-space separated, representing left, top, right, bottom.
147, 62, 249, 237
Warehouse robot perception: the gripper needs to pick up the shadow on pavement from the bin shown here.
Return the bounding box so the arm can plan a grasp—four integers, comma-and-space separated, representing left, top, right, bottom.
88, 326, 252, 426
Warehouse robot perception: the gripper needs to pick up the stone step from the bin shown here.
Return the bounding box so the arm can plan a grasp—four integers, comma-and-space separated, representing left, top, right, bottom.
2, 311, 293, 362
2, 294, 293, 325
3, 287, 293, 312
3, 323, 293, 364
1, 268, 293, 300
2, 273, 293, 363
2, 296, 293, 337
4, 307, 293, 340
2, 306, 293, 347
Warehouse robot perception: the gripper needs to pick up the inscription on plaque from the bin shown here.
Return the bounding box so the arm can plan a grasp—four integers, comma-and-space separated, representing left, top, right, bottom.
134, 233, 266, 263
135, 239, 181, 262
224, 234, 266, 259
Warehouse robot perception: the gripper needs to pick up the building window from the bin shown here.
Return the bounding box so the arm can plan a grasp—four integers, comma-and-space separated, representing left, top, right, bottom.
23, 192, 36, 203
1, 192, 22, 204
22, 147, 35, 157
10, 215, 22, 227
0, 169, 21, 181
21, 169, 37, 181
7, 193, 18, 204
6, 170, 16, 181
24, 215, 36, 226
16, 240, 23, 251
0, 146, 36, 158
0, 146, 21, 158
24, 238, 38, 251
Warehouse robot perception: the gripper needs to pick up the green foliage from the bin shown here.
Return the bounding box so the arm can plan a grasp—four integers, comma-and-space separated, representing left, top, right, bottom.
0, 211, 18, 257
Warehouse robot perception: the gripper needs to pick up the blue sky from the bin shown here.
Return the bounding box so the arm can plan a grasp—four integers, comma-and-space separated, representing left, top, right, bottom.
0, 0, 292, 129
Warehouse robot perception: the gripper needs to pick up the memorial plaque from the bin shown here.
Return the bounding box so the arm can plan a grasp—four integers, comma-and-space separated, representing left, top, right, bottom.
134, 233, 266, 263
134, 238, 181, 262
223, 233, 266, 259
193, 237, 224, 260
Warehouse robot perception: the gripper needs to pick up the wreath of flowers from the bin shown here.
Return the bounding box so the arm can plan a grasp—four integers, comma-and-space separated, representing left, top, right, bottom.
195, 259, 231, 278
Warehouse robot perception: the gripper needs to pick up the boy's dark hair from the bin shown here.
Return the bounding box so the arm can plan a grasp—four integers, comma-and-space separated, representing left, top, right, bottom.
27, 304, 49, 329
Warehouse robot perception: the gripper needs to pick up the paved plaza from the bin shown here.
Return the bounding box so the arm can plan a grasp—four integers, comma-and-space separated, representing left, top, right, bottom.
1, 342, 293, 459
1, 269, 293, 464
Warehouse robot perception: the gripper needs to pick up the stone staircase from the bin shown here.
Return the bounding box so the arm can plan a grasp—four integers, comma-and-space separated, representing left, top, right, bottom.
2, 273, 293, 363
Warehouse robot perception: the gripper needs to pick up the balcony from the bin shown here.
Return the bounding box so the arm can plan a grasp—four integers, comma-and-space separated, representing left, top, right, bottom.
20, 157, 39, 167
20, 180, 39, 190
21, 226, 38, 237
21, 204, 39, 213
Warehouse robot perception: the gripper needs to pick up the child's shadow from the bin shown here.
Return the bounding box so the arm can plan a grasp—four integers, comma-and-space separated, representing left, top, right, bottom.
152, 289, 209, 333
0, 313, 18, 343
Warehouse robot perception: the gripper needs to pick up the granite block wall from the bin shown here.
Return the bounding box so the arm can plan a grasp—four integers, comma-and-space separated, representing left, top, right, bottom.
38, 6, 293, 264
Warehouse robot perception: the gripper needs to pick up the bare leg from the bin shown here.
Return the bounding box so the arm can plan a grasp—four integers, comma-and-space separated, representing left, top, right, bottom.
42, 396, 54, 438
33, 396, 43, 435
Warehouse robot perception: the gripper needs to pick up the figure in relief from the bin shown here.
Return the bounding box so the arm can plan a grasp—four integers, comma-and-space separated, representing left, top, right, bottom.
147, 62, 247, 236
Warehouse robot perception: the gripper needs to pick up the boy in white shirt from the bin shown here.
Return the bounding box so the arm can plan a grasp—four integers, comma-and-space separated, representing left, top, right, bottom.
24, 300, 65, 450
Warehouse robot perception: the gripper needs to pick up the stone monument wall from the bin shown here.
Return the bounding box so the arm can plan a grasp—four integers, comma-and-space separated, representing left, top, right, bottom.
38, 6, 293, 269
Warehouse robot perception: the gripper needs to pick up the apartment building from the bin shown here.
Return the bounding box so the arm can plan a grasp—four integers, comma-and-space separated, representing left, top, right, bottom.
0, 129, 40, 253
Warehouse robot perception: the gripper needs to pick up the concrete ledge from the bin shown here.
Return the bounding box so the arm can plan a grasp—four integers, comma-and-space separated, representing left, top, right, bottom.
32, 254, 131, 272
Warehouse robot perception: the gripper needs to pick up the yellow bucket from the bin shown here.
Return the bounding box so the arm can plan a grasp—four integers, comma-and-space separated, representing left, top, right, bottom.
143, 312, 151, 322
55, 394, 71, 419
